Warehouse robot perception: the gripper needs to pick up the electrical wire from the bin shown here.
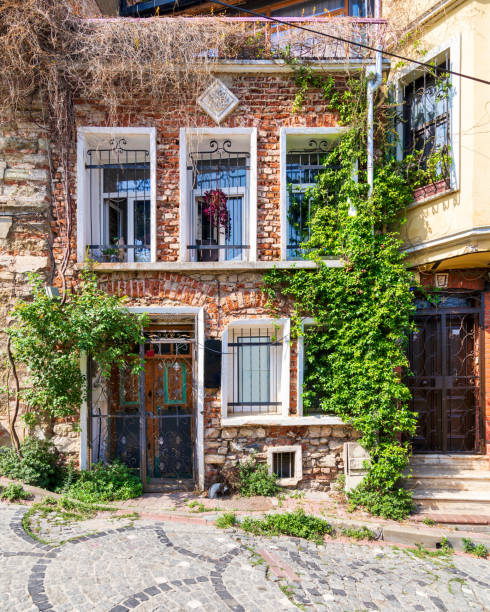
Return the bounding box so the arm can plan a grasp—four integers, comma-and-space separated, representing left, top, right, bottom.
196, 0, 490, 87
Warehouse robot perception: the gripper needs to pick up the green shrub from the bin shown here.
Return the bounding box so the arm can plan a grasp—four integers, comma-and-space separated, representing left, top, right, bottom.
216, 512, 238, 529
462, 538, 488, 558
0, 483, 30, 502
347, 483, 415, 521
236, 457, 279, 497
64, 461, 142, 503
0, 437, 60, 490
241, 509, 333, 544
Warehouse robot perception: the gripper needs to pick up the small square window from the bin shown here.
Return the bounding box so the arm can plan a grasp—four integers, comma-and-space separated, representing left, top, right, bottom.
267, 445, 302, 485
273, 451, 295, 479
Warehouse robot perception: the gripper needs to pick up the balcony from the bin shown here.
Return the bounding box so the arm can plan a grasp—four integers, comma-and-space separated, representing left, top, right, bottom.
87, 16, 387, 63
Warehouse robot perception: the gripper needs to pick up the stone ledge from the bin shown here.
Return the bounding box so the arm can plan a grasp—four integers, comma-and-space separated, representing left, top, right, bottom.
76, 259, 343, 273
221, 415, 344, 427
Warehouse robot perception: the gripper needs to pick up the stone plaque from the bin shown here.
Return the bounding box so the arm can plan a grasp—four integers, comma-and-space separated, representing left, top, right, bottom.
197, 78, 239, 124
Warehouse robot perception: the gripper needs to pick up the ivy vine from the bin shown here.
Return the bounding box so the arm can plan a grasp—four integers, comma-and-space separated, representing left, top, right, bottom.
6, 268, 148, 449
264, 67, 420, 519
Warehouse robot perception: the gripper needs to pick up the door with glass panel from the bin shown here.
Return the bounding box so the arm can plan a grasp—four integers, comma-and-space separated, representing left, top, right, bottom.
144, 327, 194, 481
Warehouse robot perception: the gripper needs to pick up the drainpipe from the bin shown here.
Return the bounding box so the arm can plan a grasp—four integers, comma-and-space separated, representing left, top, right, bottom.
367, 48, 383, 197
367, 0, 383, 195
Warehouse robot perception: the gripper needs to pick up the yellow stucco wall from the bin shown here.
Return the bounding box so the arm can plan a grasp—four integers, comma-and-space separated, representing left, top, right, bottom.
387, 0, 490, 268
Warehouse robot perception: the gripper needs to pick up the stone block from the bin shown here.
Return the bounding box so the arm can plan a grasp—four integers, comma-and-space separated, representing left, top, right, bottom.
204, 454, 226, 464
4, 168, 47, 182
331, 426, 346, 438
319, 455, 337, 468
221, 428, 238, 439
13, 256, 48, 274
0, 217, 11, 240
307, 427, 322, 438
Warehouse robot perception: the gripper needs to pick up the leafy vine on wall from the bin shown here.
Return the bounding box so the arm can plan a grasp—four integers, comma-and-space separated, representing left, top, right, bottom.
263, 67, 419, 519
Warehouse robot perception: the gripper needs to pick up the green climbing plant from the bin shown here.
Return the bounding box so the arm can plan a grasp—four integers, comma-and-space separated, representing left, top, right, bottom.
264, 68, 420, 520
6, 267, 148, 436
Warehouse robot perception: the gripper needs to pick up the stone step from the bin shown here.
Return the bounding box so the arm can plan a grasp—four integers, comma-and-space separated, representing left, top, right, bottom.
410, 454, 489, 470
412, 489, 490, 504
415, 499, 490, 514
409, 468, 490, 478
405, 473, 490, 491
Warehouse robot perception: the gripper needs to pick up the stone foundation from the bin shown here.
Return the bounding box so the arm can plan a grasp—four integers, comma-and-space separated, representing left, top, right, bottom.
204, 424, 360, 491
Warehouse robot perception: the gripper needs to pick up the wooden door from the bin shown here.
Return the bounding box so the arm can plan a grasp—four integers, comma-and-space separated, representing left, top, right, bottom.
145, 353, 194, 480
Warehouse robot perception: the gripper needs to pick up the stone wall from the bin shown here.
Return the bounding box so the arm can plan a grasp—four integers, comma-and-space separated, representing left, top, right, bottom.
205, 424, 360, 491
0, 110, 52, 445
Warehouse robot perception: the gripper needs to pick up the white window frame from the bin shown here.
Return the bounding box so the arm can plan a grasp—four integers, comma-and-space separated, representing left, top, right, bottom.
267, 445, 302, 486
221, 318, 290, 420
103, 194, 151, 263
280, 127, 349, 261
180, 127, 257, 263
76, 127, 157, 263
395, 35, 461, 194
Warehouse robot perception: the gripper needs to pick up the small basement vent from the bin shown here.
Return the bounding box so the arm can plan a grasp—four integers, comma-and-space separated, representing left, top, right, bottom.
267, 445, 302, 485
272, 451, 295, 479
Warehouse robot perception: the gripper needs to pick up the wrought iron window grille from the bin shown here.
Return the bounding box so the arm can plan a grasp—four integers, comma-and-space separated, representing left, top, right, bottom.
272, 451, 296, 479
403, 54, 451, 183
85, 138, 151, 263
227, 326, 282, 416
286, 139, 336, 259
188, 139, 250, 262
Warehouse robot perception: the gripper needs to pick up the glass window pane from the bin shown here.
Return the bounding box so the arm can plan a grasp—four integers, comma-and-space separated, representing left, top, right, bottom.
103, 167, 150, 193
134, 199, 151, 262
237, 336, 270, 403
271, 0, 344, 17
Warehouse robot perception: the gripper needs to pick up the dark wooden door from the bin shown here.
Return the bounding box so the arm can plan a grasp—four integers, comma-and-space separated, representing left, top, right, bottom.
408, 306, 481, 453
145, 354, 194, 480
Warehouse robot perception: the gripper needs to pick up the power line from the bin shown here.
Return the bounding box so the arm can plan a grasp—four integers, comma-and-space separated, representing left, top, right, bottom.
201, 0, 490, 87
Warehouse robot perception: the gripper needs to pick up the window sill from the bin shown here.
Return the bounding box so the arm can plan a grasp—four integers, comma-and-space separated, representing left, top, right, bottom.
409, 180, 455, 209
76, 259, 343, 273
221, 415, 344, 427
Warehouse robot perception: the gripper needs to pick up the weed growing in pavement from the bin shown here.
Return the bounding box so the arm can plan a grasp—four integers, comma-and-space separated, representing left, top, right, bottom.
340, 526, 375, 541
279, 584, 306, 611
404, 541, 454, 561
462, 538, 488, 558
188, 501, 208, 513
0, 483, 30, 502
215, 512, 238, 529
422, 517, 436, 526
22, 495, 115, 546
240, 509, 333, 544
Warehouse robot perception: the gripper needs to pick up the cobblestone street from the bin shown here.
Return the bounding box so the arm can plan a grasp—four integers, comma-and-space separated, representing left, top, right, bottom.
0, 503, 489, 612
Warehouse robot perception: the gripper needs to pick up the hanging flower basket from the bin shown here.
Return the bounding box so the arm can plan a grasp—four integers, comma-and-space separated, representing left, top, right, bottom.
202, 189, 231, 239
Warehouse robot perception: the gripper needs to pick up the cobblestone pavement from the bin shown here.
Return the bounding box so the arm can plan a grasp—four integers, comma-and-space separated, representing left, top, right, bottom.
0, 503, 489, 612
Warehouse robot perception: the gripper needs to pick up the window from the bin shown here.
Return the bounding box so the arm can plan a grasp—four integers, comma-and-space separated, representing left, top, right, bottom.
222, 320, 290, 418
187, 137, 250, 262
281, 129, 345, 260
403, 55, 451, 180
298, 319, 326, 415
267, 446, 302, 485
286, 140, 335, 259
78, 129, 155, 263
267, 0, 373, 17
